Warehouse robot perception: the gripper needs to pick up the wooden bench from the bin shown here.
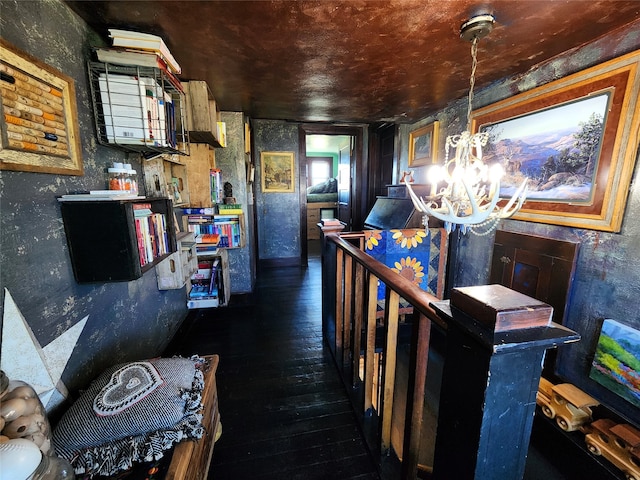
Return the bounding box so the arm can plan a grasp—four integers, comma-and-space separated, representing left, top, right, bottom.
167, 354, 220, 480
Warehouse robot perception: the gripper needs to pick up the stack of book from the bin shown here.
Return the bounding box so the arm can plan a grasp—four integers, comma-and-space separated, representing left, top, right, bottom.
218, 203, 243, 215
94, 29, 183, 148
189, 258, 221, 300
96, 29, 183, 92
133, 203, 170, 266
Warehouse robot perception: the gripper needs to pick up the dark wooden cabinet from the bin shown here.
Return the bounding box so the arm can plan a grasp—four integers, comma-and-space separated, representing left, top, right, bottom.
60, 198, 176, 282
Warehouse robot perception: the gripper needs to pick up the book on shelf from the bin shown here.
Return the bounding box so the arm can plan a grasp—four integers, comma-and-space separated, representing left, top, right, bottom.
188, 284, 210, 298
133, 202, 153, 217
216, 121, 227, 147
208, 258, 220, 296
218, 204, 243, 215
94, 47, 184, 93
196, 233, 220, 245
133, 207, 153, 217
58, 191, 143, 201
108, 29, 182, 75
196, 244, 220, 254
210, 169, 223, 204
183, 207, 216, 215
133, 211, 169, 266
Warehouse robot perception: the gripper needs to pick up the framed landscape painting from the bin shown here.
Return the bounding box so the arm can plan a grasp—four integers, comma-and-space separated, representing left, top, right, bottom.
471, 50, 640, 232
260, 151, 295, 193
408, 121, 439, 167
590, 319, 640, 409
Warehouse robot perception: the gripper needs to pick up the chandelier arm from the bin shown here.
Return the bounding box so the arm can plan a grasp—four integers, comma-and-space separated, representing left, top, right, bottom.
497, 181, 529, 218
425, 196, 458, 223
462, 175, 501, 220
404, 178, 430, 213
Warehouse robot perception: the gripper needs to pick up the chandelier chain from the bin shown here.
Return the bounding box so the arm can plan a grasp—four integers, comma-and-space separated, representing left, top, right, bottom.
404, 14, 528, 236
466, 37, 478, 131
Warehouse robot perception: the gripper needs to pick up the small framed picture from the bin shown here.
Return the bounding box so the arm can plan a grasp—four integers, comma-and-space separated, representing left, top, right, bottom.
260, 151, 295, 193
408, 121, 439, 167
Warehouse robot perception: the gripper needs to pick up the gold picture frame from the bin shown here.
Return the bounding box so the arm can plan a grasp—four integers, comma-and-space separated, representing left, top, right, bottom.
244, 122, 251, 154
408, 121, 439, 167
0, 39, 83, 175
260, 151, 295, 193
472, 50, 640, 232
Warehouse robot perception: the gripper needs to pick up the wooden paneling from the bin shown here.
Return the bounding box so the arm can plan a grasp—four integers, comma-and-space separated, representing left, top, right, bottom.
490, 230, 579, 326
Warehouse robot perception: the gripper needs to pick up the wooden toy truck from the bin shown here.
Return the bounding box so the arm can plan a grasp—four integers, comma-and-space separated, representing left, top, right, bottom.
585, 418, 640, 480
536, 377, 600, 432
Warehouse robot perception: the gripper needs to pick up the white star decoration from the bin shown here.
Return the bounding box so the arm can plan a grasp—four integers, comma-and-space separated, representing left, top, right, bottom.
1, 288, 87, 411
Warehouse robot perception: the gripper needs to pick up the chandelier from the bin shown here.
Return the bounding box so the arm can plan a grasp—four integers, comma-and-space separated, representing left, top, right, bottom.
405, 14, 528, 235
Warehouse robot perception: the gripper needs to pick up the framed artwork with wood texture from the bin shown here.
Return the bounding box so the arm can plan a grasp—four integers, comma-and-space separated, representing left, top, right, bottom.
0, 39, 83, 175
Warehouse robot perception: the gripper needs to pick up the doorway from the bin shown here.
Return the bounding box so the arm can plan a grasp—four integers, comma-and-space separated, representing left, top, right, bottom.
298, 124, 364, 266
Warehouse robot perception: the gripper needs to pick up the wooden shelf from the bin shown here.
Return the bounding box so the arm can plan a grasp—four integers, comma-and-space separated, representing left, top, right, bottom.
183, 80, 225, 147
60, 197, 177, 282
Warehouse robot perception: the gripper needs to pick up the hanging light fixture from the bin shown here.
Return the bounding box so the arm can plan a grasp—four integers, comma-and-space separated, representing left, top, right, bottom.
405, 14, 528, 235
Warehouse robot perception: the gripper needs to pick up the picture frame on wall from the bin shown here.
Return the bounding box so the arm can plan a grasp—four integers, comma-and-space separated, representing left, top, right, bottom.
408, 121, 439, 167
260, 151, 295, 193
471, 50, 640, 232
0, 39, 83, 175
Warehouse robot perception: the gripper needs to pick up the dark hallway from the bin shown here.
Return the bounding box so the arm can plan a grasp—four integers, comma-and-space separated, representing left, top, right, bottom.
166, 242, 380, 479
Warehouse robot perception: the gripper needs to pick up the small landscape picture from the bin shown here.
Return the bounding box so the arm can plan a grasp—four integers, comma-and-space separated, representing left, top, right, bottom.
590, 319, 640, 409
479, 93, 610, 203
260, 151, 294, 193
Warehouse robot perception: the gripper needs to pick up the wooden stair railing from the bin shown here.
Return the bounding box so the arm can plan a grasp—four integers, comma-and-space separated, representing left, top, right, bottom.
321, 230, 581, 480
323, 231, 443, 480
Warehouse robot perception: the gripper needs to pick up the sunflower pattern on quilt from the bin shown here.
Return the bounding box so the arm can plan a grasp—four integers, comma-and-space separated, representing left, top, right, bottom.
364, 228, 447, 316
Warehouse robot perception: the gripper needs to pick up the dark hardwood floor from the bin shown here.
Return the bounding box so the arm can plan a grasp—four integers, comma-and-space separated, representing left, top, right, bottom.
165, 242, 380, 480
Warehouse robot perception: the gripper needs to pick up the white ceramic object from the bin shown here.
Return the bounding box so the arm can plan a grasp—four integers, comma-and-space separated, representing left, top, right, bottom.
0, 438, 42, 480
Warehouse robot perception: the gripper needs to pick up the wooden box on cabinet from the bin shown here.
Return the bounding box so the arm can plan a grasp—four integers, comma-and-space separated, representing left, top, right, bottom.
60, 198, 176, 282
183, 80, 225, 147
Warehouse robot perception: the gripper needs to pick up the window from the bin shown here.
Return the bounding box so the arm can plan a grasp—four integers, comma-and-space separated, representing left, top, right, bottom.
308, 157, 332, 187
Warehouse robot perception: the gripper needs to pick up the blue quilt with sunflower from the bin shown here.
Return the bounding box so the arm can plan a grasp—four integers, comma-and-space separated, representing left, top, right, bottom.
364, 228, 448, 313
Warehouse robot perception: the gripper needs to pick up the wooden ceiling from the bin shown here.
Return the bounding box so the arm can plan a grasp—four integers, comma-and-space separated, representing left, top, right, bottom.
66, 0, 640, 124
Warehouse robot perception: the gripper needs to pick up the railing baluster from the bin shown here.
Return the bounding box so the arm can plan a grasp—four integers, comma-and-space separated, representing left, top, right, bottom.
335, 247, 344, 368
401, 312, 432, 480
343, 254, 353, 369
381, 288, 400, 454
365, 272, 378, 414
353, 262, 364, 387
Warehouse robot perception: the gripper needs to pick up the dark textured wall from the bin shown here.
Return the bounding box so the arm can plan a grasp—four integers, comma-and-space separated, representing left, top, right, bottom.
0, 1, 188, 396
215, 112, 255, 293
252, 120, 301, 263
399, 23, 640, 424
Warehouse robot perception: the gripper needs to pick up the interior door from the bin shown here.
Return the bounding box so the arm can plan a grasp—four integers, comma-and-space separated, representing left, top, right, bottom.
337, 142, 352, 228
